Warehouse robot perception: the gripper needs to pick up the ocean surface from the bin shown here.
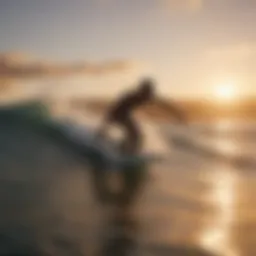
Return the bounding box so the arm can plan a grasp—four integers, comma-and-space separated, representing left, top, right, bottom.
158, 121, 256, 256
0, 107, 255, 256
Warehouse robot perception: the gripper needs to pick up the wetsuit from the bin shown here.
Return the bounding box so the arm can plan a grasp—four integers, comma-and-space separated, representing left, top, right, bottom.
102, 91, 151, 153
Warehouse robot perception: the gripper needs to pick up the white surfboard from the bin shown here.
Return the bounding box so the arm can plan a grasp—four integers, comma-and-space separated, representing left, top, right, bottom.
56, 121, 169, 169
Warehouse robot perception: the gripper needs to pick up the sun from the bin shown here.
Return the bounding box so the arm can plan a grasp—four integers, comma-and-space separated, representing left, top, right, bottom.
214, 82, 237, 101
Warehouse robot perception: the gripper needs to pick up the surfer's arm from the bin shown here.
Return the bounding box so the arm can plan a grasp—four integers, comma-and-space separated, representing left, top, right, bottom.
154, 98, 187, 124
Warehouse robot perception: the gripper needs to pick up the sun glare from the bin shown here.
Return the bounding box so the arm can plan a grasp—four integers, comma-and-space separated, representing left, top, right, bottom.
214, 82, 237, 101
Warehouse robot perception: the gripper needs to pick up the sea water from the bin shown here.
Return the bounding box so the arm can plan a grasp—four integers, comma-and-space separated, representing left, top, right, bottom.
0, 106, 255, 256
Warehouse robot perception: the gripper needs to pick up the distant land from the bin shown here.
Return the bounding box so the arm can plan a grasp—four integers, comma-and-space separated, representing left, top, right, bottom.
70, 97, 256, 122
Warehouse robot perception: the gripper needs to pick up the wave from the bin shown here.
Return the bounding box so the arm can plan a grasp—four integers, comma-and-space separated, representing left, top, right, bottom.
161, 126, 256, 170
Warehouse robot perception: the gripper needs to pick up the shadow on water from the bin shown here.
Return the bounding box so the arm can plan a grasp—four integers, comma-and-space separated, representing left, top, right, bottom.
98, 213, 139, 256
97, 210, 218, 256
144, 244, 218, 256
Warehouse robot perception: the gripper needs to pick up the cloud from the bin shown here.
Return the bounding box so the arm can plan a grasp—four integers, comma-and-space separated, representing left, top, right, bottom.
162, 0, 203, 12
0, 52, 136, 79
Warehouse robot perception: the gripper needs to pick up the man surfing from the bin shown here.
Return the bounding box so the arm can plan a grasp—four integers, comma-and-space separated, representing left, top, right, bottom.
96, 78, 187, 154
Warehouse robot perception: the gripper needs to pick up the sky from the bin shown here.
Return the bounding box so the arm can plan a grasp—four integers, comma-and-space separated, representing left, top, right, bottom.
0, 0, 255, 99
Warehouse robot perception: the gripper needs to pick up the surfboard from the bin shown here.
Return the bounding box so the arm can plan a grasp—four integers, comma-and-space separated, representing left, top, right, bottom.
56, 121, 167, 170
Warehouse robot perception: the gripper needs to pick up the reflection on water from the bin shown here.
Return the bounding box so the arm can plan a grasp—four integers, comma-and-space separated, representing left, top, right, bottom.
214, 120, 233, 132
200, 169, 238, 256
98, 215, 139, 256
200, 121, 239, 256
207, 121, 240, 156
212, 138, 238, 156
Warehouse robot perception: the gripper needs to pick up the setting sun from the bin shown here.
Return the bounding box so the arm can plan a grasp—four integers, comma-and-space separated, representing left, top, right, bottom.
214, 83, 237, 101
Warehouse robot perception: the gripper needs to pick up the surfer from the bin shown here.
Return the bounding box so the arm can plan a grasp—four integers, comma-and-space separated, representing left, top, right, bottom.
97, 78, 187, 154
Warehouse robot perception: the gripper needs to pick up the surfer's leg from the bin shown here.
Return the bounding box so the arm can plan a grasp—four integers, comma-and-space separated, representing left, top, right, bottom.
116, 118, 145, 207
120, 117, 142, 154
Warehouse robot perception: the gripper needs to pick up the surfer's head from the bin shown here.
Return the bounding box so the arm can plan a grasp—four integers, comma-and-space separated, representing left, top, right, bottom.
138, 78, 155, 99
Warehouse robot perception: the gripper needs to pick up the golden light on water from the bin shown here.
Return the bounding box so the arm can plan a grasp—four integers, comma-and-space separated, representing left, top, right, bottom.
201, 170, 238, 256
200, 122, 239, 256
213, 121, 239, 155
